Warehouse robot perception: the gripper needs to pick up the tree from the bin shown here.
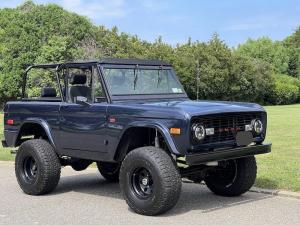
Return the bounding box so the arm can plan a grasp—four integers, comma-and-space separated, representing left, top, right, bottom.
285, 26, 300, 48
284, 27, 300, 77
0, 1, 95, 103
235, 37, 290, 75
286, 48, 300, 77
230, 55, 274, 104
197, 34, 233, 100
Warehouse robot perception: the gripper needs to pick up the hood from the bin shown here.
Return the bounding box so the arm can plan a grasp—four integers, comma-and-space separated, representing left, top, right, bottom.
135, 99, 265, 117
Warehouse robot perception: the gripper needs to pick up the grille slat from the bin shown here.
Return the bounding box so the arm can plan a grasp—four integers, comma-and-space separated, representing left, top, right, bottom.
191, 112, 263, 145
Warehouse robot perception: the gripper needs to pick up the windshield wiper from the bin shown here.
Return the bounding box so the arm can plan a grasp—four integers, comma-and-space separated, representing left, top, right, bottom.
133, 64, 139, 90
157, 65, 163, 87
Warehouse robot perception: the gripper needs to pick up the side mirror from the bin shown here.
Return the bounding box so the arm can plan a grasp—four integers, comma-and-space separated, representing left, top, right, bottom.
75, 96, 91, 106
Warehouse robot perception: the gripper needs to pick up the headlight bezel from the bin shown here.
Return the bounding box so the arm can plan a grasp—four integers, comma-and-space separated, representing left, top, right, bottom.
252, 119, 264, 135
191, 123, 206, 141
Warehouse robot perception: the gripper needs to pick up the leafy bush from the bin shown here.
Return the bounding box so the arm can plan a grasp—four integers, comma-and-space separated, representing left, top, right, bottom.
269, 75, 300, 105
229, 55, 274, 104
235, 37, 290, 75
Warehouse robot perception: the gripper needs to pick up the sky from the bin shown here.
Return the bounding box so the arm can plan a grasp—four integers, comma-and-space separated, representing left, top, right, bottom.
1, 0, 300, 47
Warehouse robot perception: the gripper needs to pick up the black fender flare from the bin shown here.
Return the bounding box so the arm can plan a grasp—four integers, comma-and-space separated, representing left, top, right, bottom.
16, 118, 56, 148
114, 121, 181, 161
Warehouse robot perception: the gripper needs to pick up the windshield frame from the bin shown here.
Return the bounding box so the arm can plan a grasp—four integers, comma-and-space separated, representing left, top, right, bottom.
98, 64, 188, 101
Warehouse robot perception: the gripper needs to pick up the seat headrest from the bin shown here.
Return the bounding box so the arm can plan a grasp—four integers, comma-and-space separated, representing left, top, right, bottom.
41, 87, 57, 97
70, 74, 87, 85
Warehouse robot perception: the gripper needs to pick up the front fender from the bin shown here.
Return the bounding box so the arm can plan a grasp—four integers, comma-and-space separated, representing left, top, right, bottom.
16, 118, 56, 148
123, 121, 181, 155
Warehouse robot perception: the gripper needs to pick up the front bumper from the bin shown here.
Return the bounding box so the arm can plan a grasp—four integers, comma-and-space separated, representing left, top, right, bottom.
185, 143, 271, 165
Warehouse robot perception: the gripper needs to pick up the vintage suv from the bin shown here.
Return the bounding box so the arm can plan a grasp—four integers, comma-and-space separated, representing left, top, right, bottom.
2, 58, 271, 215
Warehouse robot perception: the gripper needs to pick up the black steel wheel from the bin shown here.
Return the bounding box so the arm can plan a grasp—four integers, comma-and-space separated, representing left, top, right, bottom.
119, 146, 182, 216
22, 156, 38, 183
131, 167, 154, 198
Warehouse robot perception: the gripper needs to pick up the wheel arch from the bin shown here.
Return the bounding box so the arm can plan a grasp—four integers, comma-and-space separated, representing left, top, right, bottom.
15, 119, 56, 148
114, 122, 180, 162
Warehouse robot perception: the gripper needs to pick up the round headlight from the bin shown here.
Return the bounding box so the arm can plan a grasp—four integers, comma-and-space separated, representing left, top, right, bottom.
252, 119, 263, 134
192, 123, 206, 141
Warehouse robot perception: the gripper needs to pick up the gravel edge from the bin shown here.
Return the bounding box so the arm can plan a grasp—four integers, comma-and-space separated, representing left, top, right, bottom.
250, 187, 300, 199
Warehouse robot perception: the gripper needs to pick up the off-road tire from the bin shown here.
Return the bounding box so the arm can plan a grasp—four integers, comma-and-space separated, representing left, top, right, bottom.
204, 156, 257, 197
15, 139, 61, 195
119, 147, 182, 216
96, 162, 120, 182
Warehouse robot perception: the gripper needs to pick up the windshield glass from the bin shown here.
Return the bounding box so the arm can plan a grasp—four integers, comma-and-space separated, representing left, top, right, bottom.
102, 67, 184, 95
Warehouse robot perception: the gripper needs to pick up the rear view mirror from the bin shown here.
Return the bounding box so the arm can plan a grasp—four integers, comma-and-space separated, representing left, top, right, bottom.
75, 96, 91, 106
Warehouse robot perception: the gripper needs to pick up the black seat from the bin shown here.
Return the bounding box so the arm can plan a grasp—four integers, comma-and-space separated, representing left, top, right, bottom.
69, 74, 91, 103
41, 87, 57, 97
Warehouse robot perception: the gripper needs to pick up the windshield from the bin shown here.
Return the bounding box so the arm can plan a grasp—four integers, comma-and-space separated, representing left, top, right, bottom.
102, 67, 184, 95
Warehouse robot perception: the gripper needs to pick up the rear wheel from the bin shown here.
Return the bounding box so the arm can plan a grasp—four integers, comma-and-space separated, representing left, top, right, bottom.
204, 156, 257, 196
119, 147, 182, 216
15, 139, 61, 195
96, 162, 120, 182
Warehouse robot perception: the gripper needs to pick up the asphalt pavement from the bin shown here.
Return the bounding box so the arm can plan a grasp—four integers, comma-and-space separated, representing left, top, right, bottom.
0, 161, 300, 225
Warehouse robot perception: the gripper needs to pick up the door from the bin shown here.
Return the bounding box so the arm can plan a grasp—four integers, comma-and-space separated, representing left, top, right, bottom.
59, 65, 109, 155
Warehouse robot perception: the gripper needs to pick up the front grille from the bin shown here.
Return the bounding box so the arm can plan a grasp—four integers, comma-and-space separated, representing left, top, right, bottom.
191, 112, 264, 145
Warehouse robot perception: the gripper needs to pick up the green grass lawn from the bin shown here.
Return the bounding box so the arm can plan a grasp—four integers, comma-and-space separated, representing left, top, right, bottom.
255, 104, 300, 192
1, 105, 300, 191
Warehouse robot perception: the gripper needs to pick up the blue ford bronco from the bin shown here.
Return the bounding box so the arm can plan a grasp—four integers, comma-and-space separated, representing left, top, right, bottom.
2, 58, 271, 215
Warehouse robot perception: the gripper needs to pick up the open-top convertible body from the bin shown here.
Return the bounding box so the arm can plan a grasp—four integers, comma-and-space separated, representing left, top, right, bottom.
2, 58, 271, 215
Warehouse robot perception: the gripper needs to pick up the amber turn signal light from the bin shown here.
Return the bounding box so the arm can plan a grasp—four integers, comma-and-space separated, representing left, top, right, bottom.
170, 128, 181, 135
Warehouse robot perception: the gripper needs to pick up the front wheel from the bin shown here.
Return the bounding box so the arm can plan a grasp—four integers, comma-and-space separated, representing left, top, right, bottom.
119, 147, 182, 216
204, 156, 257, 197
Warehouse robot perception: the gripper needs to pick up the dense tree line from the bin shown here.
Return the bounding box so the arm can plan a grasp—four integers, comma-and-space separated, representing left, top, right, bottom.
0, 1, 300, 105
